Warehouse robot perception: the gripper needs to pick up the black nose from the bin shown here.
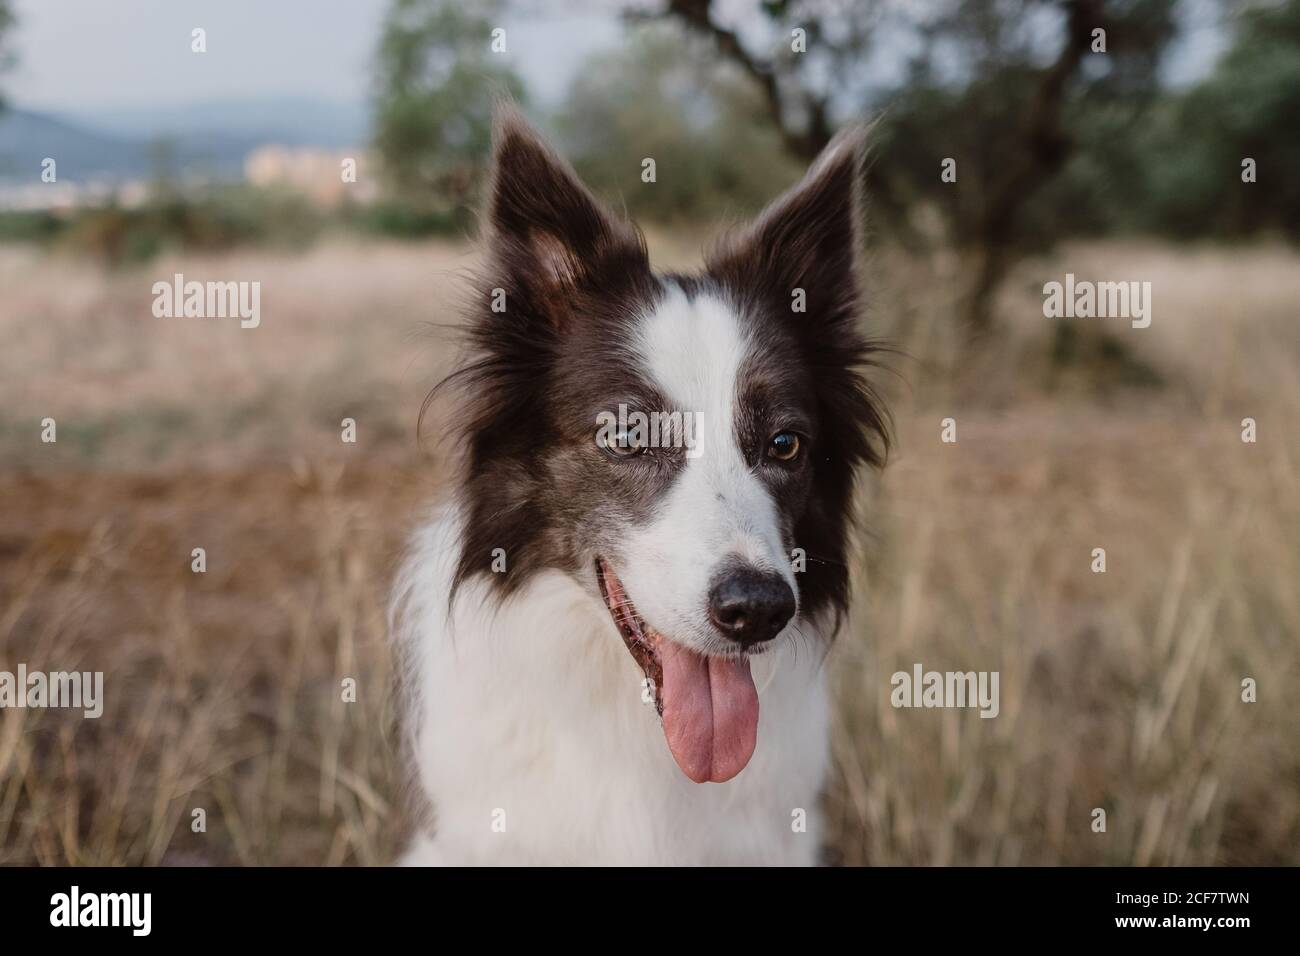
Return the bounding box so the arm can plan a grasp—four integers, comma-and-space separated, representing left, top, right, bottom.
707, 564, 796, 649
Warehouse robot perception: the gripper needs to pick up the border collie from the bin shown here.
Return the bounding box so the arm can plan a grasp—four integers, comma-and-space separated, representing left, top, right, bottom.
392, 106, 888, 865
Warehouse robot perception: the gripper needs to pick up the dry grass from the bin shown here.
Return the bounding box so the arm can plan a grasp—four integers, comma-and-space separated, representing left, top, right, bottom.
0, 240, 457, 865
827, 240, 1300, 864
0, 236, 1296, 864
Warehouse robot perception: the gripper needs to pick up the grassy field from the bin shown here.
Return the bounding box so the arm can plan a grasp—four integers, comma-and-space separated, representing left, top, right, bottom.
1, 237, 1296, 865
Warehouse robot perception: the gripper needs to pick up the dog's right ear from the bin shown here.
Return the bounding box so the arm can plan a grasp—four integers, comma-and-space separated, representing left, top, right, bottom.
486, 104, 647, 328
705, 125, 866, 339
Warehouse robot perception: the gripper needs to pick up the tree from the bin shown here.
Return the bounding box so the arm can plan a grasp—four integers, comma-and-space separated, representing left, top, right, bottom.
658, 0, 1178, 336
1022, 0, 1300, 242
1147, 0, 1300, 238
372, 0, 524, 225
0, 0, 15, 114
558, 24, 806, 223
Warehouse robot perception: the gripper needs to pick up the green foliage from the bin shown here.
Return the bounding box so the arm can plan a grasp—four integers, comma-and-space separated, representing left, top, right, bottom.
342, 199, 460, 238
1139, 0, 1300, 238
0, 0, 13, 111
865, 0, 1179, 253
1026, 0, 1300, 241
371, 0, 524, 229
558, 25, 806, 225
0, 209, 63, 243
0, 185, 466, 262
48, 187, 326, 266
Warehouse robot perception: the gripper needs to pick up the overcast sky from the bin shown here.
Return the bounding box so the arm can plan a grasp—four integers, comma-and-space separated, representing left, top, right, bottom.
6, 0, 621, 110
6, 0, 1223, 114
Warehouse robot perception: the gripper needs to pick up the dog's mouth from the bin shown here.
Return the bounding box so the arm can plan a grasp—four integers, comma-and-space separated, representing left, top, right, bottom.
596, 558, 759, 784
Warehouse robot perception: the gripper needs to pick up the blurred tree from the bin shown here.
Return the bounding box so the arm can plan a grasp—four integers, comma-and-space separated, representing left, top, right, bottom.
1147, 0, 1300, 238
0, 0, 14, 113
873, 1, 1178, 333
372, 0, 524, 227
1029, 0, 1299, 241
558, 25, 806, 223
658, 0, 1178, 336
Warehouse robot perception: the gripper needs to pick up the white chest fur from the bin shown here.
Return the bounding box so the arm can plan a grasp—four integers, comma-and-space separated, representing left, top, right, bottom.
392, 507, 831, 866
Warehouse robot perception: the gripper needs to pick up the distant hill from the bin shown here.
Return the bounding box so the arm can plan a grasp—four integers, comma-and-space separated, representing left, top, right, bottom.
0, 99, 369, 184
63, 97, 369, 147
0, 109, 148, 182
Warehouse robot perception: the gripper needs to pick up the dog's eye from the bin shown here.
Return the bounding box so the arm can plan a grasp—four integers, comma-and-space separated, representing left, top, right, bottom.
768, 432, 800, 462
597, 428, 648, 458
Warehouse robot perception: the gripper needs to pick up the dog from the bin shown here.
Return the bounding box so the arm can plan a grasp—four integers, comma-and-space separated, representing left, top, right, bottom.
392, 106, 888, 865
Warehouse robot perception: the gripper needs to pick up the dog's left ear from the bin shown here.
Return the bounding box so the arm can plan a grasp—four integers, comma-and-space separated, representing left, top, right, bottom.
486, 104, 648, 328
707, 125, 866, 327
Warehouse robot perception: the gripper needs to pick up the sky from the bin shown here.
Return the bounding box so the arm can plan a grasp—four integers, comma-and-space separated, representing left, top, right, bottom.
5, 0, 1224, 117
6, 0, 621, 112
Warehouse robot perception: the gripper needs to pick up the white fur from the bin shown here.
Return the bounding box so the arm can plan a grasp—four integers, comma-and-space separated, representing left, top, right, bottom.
392, 291, 831, 866
621, 290, 799, 658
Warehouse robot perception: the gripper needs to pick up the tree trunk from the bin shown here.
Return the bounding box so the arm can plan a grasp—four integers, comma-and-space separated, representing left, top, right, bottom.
665, 0, 1107, 340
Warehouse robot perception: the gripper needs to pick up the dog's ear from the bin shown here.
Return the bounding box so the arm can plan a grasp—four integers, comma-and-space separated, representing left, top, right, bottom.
706, 125, 866, 329
486, 104, 648, 327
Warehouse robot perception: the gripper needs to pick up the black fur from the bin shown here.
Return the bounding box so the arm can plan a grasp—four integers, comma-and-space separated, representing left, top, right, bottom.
438, 106, 889, 623
706, 128, 891, 616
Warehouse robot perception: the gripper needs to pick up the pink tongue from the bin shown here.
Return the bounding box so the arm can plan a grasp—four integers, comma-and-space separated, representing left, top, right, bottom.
658, 641, 759, 783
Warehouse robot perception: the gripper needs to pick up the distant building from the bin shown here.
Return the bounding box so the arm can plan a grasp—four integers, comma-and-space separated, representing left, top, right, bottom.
243, 146, 377, 206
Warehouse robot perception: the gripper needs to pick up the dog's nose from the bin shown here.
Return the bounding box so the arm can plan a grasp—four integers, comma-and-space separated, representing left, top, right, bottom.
707, 565, 796, 649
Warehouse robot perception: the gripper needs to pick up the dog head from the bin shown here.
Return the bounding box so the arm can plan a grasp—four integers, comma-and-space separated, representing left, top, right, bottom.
444, 105, 888, 782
